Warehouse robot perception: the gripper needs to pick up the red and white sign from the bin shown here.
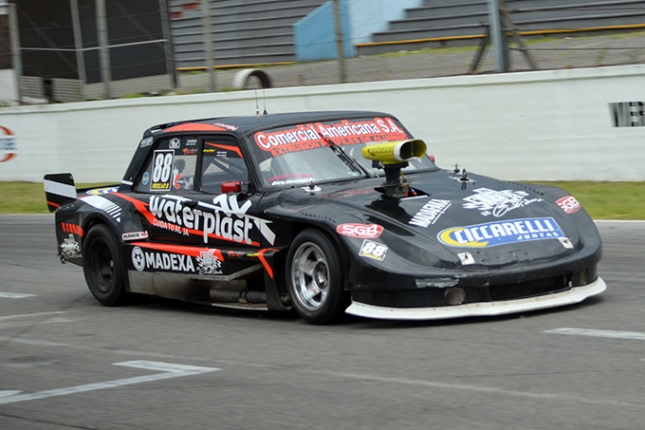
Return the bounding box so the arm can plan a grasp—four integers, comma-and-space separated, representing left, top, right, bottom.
0, 126, 17, 163
337, 223, 384, 239
556, 196, 581, 214
254, 117, 410, 157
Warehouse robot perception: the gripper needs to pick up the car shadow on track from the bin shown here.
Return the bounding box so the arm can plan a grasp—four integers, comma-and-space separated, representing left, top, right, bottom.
80, 293, 606, 328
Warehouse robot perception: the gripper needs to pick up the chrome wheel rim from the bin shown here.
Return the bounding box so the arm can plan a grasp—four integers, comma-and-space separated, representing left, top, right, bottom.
291, 242, 329, 311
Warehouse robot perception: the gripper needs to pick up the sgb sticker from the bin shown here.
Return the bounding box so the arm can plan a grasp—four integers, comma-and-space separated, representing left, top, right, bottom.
556, 196, 581, 214
359, 240, 388, 261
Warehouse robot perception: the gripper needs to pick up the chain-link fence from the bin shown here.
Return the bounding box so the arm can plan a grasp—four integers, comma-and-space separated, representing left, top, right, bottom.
2, 0, 172, 103
177, 0, 645, 92
2, 0, 645, 103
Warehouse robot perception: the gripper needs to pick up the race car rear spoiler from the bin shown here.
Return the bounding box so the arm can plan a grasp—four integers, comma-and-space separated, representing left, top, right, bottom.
44, 173, 77, 212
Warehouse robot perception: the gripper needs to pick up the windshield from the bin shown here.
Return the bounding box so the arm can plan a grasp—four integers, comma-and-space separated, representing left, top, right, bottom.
258, 147, 365, 186
249, 116, 438, 187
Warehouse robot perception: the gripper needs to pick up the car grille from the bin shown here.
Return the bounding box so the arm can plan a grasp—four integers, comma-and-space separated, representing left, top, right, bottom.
352, 265, 598, 308
488, 275, 569, 301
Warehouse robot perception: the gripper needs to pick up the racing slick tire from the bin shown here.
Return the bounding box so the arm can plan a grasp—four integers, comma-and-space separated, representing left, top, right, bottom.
82, 224, 128, 306
286, 229, 349, 324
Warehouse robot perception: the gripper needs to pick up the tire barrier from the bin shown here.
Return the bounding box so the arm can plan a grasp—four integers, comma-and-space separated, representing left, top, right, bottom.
232, 69, 272, 90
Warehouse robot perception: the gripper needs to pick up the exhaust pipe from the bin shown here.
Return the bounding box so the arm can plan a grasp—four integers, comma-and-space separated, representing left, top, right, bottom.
209, 289, 267, 304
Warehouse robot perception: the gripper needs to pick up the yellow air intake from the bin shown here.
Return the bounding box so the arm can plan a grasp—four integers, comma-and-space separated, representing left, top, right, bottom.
361, 139, 427, 165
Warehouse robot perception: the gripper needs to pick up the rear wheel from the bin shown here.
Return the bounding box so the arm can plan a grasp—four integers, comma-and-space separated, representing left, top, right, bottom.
286, 229, 349, 324
83, 224, 127, 306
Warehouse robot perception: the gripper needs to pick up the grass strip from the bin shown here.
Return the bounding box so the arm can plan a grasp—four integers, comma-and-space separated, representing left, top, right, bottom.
1, 181, 643, 219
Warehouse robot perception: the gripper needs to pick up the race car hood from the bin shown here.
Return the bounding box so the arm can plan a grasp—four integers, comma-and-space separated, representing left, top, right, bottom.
267, 169, 600, 271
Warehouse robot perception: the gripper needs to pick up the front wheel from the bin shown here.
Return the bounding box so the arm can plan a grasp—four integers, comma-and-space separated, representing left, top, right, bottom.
286, 229, 349, 324
82, 224, 128, 306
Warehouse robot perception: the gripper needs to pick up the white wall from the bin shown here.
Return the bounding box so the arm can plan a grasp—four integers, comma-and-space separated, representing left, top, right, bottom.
0, 69, 18, 106
0, 64, 644, 183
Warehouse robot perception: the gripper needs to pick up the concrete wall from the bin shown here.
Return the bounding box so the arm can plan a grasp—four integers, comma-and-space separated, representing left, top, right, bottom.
0, 69, 17, 106
0, 64, 644, 183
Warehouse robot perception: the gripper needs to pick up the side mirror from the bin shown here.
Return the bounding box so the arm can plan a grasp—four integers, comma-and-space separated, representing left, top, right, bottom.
428, 155, 436, 164
221, 181, 242, 193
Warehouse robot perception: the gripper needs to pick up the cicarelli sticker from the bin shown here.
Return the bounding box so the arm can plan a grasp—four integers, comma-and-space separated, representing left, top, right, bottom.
438, 217, 564, 248
409, 199, 451, 227
337, 223, 384, 239
463, 188, 542, 217
359, 240, 388, 261
556, 196, 582, 214
150, 150, 174, 192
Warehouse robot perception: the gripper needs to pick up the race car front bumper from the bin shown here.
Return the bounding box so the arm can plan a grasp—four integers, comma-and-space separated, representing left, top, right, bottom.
345, 277, 606, 321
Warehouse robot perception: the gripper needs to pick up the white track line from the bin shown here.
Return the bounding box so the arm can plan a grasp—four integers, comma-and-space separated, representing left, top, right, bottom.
0, 361, 220, 406
0, 293, 35, 299
594, 220, 645, 223
544, 327, 645, 340
313, 371, 637, 407
0, 336, 212, 361
0, 311, 64, 321
0, 318, 77, 330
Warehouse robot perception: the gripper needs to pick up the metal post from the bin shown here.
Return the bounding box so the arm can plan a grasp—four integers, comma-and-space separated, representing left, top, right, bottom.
158, 0, 176, 88
70, 0, 86, 100
488, 0, 508, 72
202, 0, 216, 92
333, 0, 346, 83
7, 0, 22, 104
96, 0, 111, 98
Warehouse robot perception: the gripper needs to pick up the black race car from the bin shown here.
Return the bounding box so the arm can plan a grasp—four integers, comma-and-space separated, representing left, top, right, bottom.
44, 111, 605, 324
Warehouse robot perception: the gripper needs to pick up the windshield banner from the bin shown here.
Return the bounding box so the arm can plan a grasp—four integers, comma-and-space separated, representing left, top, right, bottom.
254, 117, 411, 156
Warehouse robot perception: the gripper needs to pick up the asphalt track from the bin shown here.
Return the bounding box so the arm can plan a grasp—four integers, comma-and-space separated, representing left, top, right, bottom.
0, 215, 643, 430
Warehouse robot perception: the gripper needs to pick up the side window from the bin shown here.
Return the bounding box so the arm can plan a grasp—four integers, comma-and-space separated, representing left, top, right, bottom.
200, 139, 248, 194
134, 136, 198, 194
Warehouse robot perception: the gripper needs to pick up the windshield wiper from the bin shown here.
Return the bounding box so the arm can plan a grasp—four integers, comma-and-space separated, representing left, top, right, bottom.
316, 133, 370, 177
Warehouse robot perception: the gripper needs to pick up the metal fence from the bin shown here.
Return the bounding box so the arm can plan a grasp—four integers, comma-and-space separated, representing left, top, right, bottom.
176, 0, 645, 92
2, 0, 645, 102
3, 0, 173, 103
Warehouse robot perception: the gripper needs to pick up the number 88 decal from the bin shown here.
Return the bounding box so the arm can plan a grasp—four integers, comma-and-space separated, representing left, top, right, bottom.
359, 240, 388, 261
150, 150, 174, 191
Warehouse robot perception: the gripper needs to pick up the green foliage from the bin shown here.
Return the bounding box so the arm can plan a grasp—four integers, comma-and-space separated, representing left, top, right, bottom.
529, 181, 645, 220
0, 182, 50, 213
0, 182, 117, 214
121, 92, 147, 99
